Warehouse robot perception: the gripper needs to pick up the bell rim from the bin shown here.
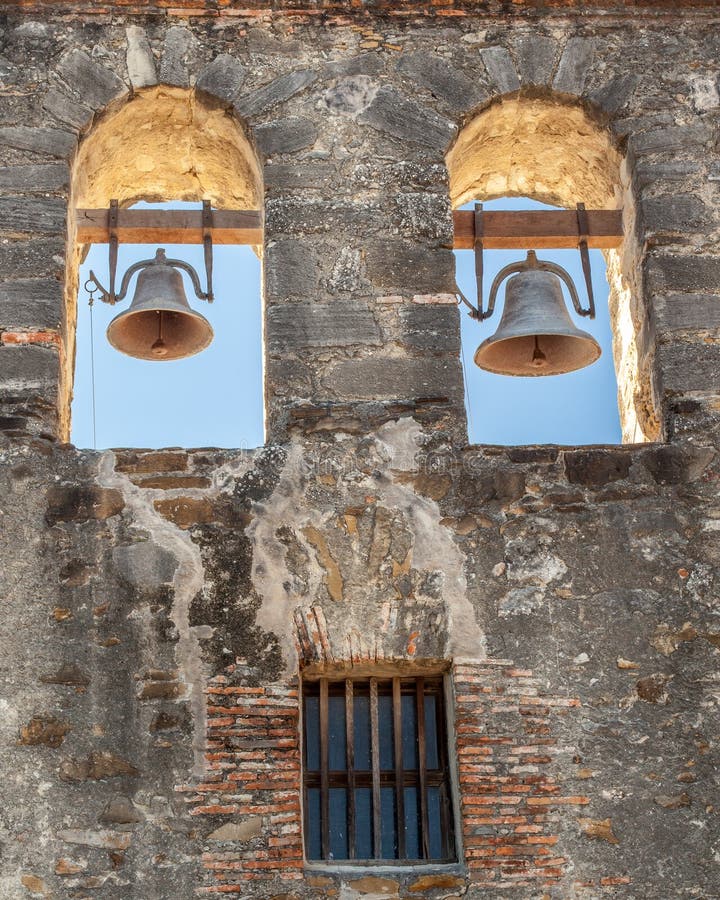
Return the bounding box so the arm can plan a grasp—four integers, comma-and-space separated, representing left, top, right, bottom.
474, 331, 602, 377
106, 306, 214, 361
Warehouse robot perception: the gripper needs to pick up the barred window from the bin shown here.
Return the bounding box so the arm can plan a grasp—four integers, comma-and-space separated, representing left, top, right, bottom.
302, 675, 456, 864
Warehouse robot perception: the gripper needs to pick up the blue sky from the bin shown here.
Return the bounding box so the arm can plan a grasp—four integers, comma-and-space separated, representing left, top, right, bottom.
71, 198, 621, 450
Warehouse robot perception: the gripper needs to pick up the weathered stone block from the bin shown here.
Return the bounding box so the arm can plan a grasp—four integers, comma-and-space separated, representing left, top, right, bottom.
56, 49, 126, 111
0, 163, 69, 192
642, 444, 715, 484
41, 87, 92, 130
0, 126, 76, 159
564, 449, 632, 485
657, 342, 720, 394
325, 356, 463, 401
0, 197, 66, 235
365, 241, 454, 294
255, 117, 318, 156
114, 450, 188, 474
654, 293, 720, 336
265, 239, 320, 300
590, 74, 640, 114
398, 304, 460, 351
646, 255, 720, 294
0, 343, 59, 393
159, 26, 196, 88
359, 86, 456, 150
480, 46, 520, 93
512, 34, 558, 85
207, 817, 262, 842
631, 123, 712, 156
642, 194, 711, 234
553, 37, 595, 94
45, 484, 125, 524
0, 278, 63, 329
196, 53, 247, 103
125, 25, 157, 89
234, 70, 318, 119
153, 496, 214, 528
396, 51, 487, 112
395, 192, 452, 242
267, 302, 380, 351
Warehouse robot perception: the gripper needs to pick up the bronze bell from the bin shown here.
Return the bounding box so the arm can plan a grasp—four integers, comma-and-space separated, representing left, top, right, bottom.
106, 250, 214, 361
474, 252, 601, 377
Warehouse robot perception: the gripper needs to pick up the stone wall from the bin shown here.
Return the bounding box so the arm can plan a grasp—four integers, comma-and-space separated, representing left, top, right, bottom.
0, 3, 719, 899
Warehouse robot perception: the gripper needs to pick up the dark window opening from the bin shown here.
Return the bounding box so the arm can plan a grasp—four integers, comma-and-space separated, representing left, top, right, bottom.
302, 676, 456, 864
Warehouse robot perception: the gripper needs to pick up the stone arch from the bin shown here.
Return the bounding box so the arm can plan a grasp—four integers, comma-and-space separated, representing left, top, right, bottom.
446, 96, 659, 443
61, 83, 262, 441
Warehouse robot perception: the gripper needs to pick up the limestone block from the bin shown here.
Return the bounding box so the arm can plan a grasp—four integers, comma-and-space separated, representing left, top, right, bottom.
480, 46, 520, 93
265, 239, 320, 300
267, 302, 380, 351
41, 87, 93, 130
642, 194, 712, 234
325, 356, 463, 401
653, 293, 720, 336
398, 304, 460, 352
512, 34, 558, 85
196, 53, 247, 103
0, 163, 69, 192
126, 25, 157, 89
159, 26, 197, 88
631, 123, 713, 156
255, 117, 318, 156
234, 69, 318, 119
553, 36, 596, 95
656, 342, 720, 394
359, 86, 456, 150
364, 241, 454, 294
0, 237, 64, 277
645, 254, 720, 293
0, 197, 66, 235
396, 51, 488, 112
0, 279, 63, 329
590, 74, 640, 114
0, 343, 59, 393
0, 125, 76, 159
56, 49, 126, 110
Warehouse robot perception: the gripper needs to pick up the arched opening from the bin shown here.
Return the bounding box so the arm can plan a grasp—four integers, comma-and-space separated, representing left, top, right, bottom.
447, 97, 659, 444
63, 85, 263, 447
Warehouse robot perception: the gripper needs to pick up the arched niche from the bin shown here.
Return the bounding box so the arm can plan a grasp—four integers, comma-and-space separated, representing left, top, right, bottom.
61, 85, 262, 442
447, 97, 659, 443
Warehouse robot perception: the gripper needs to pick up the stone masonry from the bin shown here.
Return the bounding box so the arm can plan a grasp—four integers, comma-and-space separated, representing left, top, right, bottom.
0, 2, 719, 899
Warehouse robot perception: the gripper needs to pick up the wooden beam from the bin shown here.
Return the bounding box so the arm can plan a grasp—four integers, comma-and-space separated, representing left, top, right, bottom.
75, 208, 263, 246
76, 206, 623, 250
453, 208, 623, 250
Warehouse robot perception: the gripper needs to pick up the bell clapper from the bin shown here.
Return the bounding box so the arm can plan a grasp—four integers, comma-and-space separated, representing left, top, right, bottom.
151, 310, 168, 358
530, 334, 547, 368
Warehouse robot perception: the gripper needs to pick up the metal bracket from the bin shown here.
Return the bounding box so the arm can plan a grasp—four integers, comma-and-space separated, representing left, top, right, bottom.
202, 199, 214, 303
85, 200, 216, 306
457, 201, 486, 320
575, 202, 596, 319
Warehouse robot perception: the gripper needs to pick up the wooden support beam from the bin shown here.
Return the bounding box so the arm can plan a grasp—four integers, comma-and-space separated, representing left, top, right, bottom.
452, 208, 623, 250
75, 208, 263, 246
76, 207, 623, 250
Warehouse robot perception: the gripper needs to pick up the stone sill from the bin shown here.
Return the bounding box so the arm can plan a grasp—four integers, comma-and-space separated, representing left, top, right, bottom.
303, 861, 466, 877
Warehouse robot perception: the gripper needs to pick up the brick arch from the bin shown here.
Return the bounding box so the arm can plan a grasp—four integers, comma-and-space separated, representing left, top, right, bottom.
445, 94, 660, 444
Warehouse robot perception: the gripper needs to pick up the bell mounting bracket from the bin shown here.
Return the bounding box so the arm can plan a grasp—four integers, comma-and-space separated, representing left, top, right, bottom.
458, 201, 597, 321
84, 199, 215, 306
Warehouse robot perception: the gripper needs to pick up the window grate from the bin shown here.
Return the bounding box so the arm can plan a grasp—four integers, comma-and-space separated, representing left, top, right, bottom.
302, 675, 455, 863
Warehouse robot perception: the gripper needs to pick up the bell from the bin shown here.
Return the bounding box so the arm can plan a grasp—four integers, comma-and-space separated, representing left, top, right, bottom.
106, 251, 213, 361
474, 265, 601, 377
